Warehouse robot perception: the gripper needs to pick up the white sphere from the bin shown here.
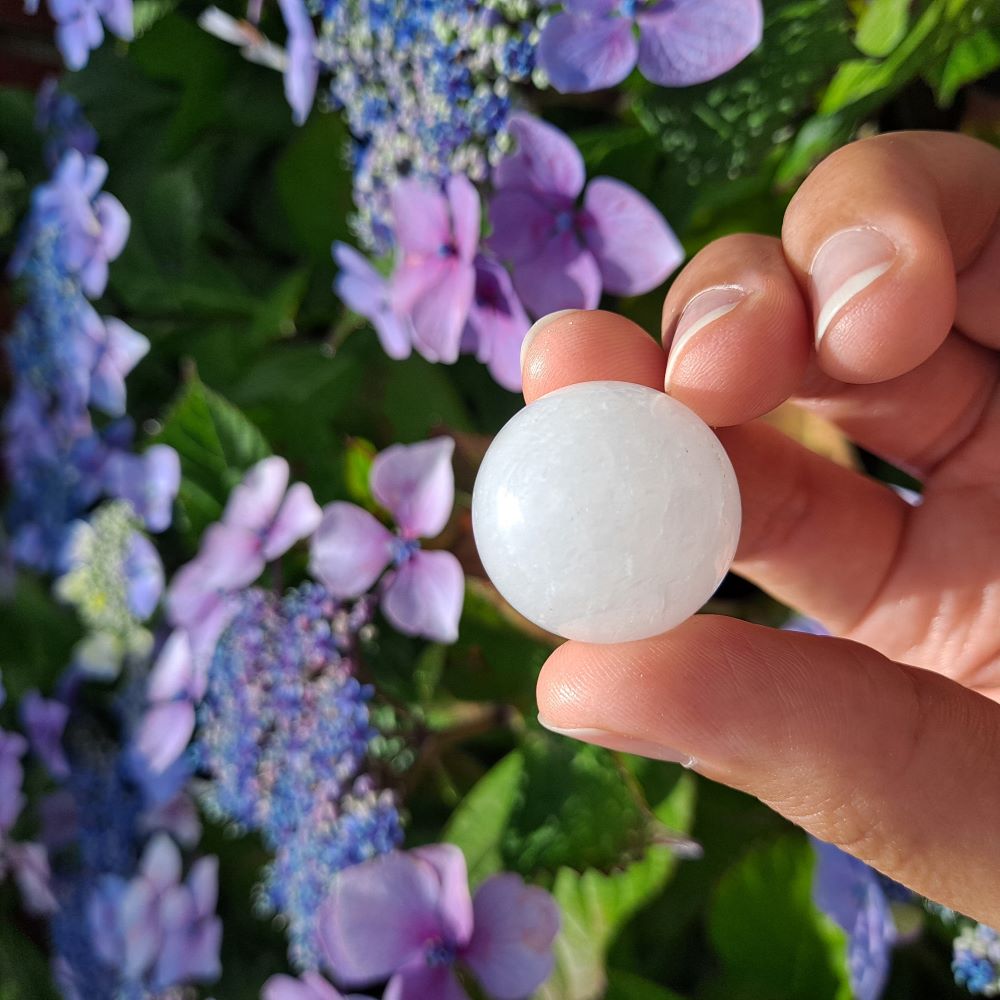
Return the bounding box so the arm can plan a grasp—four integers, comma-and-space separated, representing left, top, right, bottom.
472, 381, 741, 643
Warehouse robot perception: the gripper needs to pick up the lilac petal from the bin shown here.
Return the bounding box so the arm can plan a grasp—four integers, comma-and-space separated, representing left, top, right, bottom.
381, 550, 464, 644
538, 12, 638, 94
56, 20, 97, 71
566, 0, 619, 12
9, 842, 58, 916
318, 852, 443, 986
187, 595, 237, 699
464, 874, 560, 999
466, 256, 530, 392
20, 691, 70, 779
392, 179, 450, 256
155, 887, 222, 987
124, 532, 165, 621
186, 856, 219, 917
223, 456, 289, 533
636, 0, 763, 87
370, 438, 455, 539
487, 190, 561, 266
88, 876, 126, 967
141, 792, 202, 849
263, 481, 322, 561
140, 832, 183, 892
394, 258, 475, 365
446, 175, 481, 263
278, 0, 318, 124
847, 882, 895, 1000
411, 844, 474, 948
264, 973, 353, 1000
89, 317, 149, 416
0, 730, 26, 832
511, 231, 602, 316
581, 177, 683, 296
309, 502, 394, 599
196, 522, 266, 590
383, 967, 468, 1000
165, 560, 219, 630
136, 701, 196, 775
812, 838, 877, 933
121, 878, 164, 979
100, 0, 133, 38
39, 790, 79, 851
493, 113, 585, 199
94, 190, 130, 257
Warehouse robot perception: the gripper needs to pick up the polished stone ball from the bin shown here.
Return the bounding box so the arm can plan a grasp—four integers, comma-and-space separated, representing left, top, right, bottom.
472, 381, 741, 643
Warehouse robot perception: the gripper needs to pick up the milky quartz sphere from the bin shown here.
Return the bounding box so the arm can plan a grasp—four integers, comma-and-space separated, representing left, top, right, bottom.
472, 381, 741, 643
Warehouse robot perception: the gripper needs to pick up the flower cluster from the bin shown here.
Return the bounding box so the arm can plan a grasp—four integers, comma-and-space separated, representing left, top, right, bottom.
954, 923, 1000, 996
24, 0, 134, 70
336, 112, 680, 389
4, 109, 179, 573
310, 437, 465, 642
196, 583, 402, 967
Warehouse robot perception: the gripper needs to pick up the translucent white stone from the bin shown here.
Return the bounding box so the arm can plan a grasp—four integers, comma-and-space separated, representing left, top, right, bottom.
472, 381, 741, 643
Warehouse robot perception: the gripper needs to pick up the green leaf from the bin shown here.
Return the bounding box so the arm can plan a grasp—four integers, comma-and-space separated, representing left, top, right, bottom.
606, 969, 688, 1000
154, 378, 271, 541
538, 774, 697, 1000
707, 835, 851, 1000
343, 438, 378, 511
930, 27, 1000, 105
444, 751, 525, 886
855, 0, 910, 57
0, 916, 59, 1000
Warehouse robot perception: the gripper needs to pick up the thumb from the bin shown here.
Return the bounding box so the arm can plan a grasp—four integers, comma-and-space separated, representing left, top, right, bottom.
536, 616, 1000, 925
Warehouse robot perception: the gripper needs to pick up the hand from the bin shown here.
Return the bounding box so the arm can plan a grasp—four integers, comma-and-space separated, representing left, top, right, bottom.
521, 131, 1000, 925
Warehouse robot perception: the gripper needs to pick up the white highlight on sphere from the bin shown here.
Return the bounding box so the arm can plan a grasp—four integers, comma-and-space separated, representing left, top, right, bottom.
472, 381, 742, 643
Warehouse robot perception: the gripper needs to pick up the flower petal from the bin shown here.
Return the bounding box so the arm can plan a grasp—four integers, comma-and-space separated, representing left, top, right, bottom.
466, 256, 530, 393
318, 852, 443, 987
464, 874, 560, 999
408, 260, 476, 365
196, 522, 266, 591
487, 190, 561, 266
124, 532, 165, 621
392, 179, 450, 256
140, 832, 182, 892
511, 231, 602, 317
223, 456, 289, 534
411, 844, 474, 948
636, 0, 763, 87
493, 113, 585, 200
370, 438, 455, 539
581, 177, 683, 296
19, 691, 70, 780
148, 632, 195, 709
309, 502, 394, 599
384, 967, 468, 1000
263, 973, 352, 1000
136, 701, 196, 775
9, 842, 58, 916
381, 550, 464, 644
537, 12, 638, 94
446, 175, 481, 263
263, 481, 322, 561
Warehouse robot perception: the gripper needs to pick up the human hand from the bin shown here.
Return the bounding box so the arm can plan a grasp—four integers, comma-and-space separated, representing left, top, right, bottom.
521, 132, 1000, 925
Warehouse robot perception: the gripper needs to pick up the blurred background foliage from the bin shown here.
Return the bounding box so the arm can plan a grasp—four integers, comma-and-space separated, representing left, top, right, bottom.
2, 0, 1000, 997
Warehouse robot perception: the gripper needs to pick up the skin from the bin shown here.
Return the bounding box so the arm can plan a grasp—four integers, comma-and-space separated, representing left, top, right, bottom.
522, 132, 1000, 925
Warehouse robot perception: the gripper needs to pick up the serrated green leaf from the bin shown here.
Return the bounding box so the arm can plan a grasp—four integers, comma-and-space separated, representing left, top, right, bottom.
502, 737, 658, 878
444, 751, 525, 886
707, 835, 852, 1000
154, 378, 271, 541
855, 0, 910, 56
537, 774, 697, 1000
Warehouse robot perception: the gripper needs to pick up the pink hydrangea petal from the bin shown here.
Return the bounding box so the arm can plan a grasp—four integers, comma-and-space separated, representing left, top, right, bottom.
148, 631, 195, 703
467, 256, 530, 393
263, 973, 352, 1000
381, 550, 464, 644
383, 967, 468, 1000
494, 113, 585, 200
581, 177, 683, 296
136, 701, 195, 775
318, 852, 443, 987
197, 522, 266, 591
487, 190, 560, 266
263, 481, 322, 561
446, 175, 481, 263
121, 878, 163, 979
463, 874, 560, 999
636, 0, 763, 87
538, 11, 638, 94
309, 502, 394, 598
392, 179, 450, 256
223, 456, 289, 533
511, 231, 602, 317
370, 439, 455, 539
407, 260, 476, 365
411, 844, 474, 948
140, 832, 182, 892
187, 856, 219, 917
9, 842, 58, 916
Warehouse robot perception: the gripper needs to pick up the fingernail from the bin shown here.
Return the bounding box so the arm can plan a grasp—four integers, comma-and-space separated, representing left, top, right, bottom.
810, 227, 896, 347
519, 309, 580, 372
538, 715, 697, 769
665, 286, 746, 387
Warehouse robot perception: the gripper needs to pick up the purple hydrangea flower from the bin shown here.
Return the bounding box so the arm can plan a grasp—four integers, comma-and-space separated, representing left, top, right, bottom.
264, 971, 374, 1000
310, 437, 464, 643
103, 444, 181, 534
319, 844, 560, 1000
812, 838, 897, 1000
390, 176, 480, 365
489, 113, 683, 317
333, 242, 413, 361
953, 923, 1000, 995
0, 728, 28, 835
538, 0, 763, 94
20, 690, 70, 779
277, 0, 318, 124
36, 80, 98, 167
85, 310, 149, 417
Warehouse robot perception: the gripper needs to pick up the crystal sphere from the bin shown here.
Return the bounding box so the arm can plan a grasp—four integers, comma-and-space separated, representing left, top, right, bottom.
472, 381, 741, 643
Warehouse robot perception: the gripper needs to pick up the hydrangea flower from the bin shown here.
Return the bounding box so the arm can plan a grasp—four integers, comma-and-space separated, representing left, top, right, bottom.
102, 445, 181, 534
84, 311, 149, 418
319, 844, 560, 999
310, 437, 464, 643
537, 0, 763, 93
489, 113, 683, 317
812, 838, 898, 1000
20, 690, 70, 779
36, 79, 98, 166
277, 0, 319, 124
88, 833, 221, 992
264, 971, 375, 1000
953, 923, 1000, 995
55, 501, 164, 679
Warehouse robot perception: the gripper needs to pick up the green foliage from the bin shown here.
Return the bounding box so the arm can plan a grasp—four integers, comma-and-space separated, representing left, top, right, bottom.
855, 0, 911, 57
154, 378, 271, 543
706, 836, 851, 1000
0, 913, 59, 1000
